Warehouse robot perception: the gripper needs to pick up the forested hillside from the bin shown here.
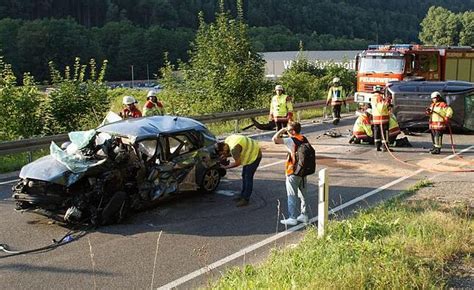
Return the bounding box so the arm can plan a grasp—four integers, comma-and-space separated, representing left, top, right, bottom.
0, 0, 472, 81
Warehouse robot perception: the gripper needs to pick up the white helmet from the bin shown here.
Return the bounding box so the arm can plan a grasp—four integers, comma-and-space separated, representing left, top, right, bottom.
123, 95, 136, 105
275, 85, 284, 91
332, 77, 340, 84
431, 91, 442, 99
365, 108, 372, 115
147, 90, 157, 98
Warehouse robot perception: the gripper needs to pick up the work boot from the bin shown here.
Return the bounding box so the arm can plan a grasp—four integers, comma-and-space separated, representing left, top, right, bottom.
376, 142, 382, 151
332, 119, 339, 125
349, 136, 356, 144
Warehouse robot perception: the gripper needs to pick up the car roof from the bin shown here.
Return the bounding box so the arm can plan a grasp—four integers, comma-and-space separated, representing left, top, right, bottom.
97, 115, 209, 142
388, 81, 474, 94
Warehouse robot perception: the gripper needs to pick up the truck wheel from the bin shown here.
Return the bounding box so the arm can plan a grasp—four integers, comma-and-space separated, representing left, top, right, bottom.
101, 191, 128, 225
200, 167, 221, 193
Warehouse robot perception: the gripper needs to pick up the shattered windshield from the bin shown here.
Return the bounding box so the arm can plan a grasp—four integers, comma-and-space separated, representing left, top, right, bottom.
359, 56, 404, 73
50, 130, 110, 173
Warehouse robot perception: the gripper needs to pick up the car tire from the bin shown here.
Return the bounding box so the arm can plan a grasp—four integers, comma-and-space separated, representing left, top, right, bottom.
101, 191, 128, 225
200, 167, 221, 193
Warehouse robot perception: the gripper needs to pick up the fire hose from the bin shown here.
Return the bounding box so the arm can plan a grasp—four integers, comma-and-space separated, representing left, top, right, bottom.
379, 111, 474, 173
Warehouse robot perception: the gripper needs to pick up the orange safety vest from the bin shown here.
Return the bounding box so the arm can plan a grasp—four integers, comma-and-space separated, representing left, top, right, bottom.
371, 93, 389, 125
285, 134, 305, 175
428, 101, 453, 130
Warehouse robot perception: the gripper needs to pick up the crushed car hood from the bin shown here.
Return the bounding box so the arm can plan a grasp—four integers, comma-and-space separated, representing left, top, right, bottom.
19, 154, 84, 186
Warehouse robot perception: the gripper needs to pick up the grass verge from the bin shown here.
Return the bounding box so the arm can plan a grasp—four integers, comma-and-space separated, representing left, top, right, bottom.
0, 150, 48, 174
210, 180, 473, 289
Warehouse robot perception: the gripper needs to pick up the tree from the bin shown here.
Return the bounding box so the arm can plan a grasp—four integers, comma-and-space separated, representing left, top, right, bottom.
419, 6, 460, 46
459, 11, 474, 46
176, 0, 269, 113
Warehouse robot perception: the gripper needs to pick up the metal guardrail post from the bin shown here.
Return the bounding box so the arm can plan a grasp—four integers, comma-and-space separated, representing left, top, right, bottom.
318, 168, 329, 238
234, 119, 240, 133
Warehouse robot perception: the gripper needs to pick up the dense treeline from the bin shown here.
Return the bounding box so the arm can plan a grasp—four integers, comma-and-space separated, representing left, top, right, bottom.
0, 0, 472, 81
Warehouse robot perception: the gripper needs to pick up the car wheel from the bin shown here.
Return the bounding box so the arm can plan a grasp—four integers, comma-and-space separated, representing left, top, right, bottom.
200, 167, 221, 193
101, 191, 128, 225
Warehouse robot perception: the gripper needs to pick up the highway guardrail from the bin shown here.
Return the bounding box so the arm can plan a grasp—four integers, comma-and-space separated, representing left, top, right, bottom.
0, 98, 352, 156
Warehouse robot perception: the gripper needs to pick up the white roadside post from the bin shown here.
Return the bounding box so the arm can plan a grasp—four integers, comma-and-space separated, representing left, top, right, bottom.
318, 168, 329, 238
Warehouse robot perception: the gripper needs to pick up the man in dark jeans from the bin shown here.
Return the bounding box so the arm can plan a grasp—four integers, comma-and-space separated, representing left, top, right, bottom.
216, 135, 262, 207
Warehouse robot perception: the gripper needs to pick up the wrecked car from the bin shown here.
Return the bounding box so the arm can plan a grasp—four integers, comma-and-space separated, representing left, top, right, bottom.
12, 115, 226, 225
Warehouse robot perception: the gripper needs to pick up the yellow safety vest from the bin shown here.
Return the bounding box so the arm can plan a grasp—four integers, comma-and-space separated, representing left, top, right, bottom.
388, 114, 401, 137
352, 114, 373, 138
225, 135, 260, 166
371, 93, 389, 125
327, 86, 345, 105
270, 94, 293, 117
429, 101, 453, 130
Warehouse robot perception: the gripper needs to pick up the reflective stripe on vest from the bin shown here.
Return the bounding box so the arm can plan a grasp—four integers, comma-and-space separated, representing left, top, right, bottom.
429, 102, 453, 130
371, 94, 389, 125
389, 115, 400, 137
271, 94, 290, 117
353, 115, 373, 138
225, 135, 260, 166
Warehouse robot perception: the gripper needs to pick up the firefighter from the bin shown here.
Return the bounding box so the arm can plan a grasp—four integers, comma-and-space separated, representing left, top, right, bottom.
387, 106, 411, 147
371, 85, 390, 151
349, 108, 374, 144
426, 91, 453, 154
326, 77, 346, 125
119, 96, 142, 119
143, 90, 165, 116
269, 85, 294, 131
216, 135, 262, 207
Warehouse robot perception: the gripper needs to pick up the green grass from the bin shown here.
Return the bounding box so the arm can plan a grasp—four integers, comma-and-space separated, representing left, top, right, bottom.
0, 149, 48, 173
210, 180, 473, 289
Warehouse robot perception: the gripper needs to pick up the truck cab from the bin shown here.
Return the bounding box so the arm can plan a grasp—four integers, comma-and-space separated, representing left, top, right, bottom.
354, 44, 474, 104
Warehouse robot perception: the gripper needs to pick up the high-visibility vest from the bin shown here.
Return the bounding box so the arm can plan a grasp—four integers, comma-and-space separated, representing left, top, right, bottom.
143, 100, 165, 116
371, 93, 389, 125
429, 101, 453, 130
327, 86, 345, 105
270, 94, 293, 118
352, 114, 373, 139
225, 135, 261, 166
285, 133, 305, 175
388, 114, 401, 137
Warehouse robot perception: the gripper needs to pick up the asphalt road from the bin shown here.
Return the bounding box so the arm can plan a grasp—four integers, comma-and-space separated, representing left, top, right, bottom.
0, 116, 473, 289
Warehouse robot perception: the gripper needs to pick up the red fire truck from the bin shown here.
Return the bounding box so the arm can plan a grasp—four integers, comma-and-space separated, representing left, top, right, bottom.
354, 44, 474, 103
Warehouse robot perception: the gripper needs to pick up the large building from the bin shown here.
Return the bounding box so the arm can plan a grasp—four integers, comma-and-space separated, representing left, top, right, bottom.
261, 50, 361, 78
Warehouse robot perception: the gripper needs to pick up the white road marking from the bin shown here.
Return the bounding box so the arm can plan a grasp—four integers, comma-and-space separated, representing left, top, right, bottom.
0, 179, 18, 185
158, 145, 474, 289
215, 190, 239, 197
259, 160, 285, 169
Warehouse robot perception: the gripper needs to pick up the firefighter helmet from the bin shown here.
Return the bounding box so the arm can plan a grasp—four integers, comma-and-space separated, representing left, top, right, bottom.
123, 95, 136, 105
373, 85, 383, 92
275, 85, 284, 91
147, 90, 157, 98
431, 91, 442, 99
332, 77, 340, 84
